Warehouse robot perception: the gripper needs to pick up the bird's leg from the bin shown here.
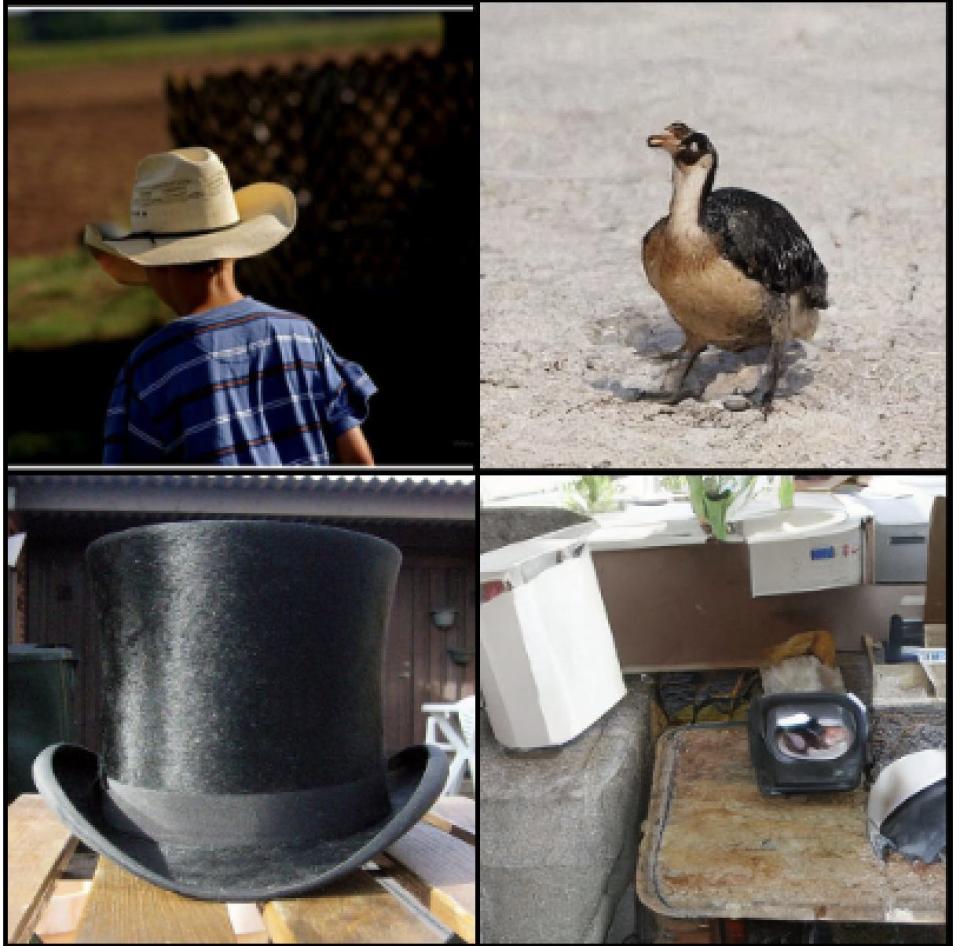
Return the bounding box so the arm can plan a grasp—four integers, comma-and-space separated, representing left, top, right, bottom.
637, 341, 707, 404
653, 315, 687, 360
759, 341, 784, 417
654, 343, 688, 361
757, 305, 790, 417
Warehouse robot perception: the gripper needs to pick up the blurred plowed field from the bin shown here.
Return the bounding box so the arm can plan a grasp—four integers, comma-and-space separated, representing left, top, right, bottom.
8, 42, 436, 257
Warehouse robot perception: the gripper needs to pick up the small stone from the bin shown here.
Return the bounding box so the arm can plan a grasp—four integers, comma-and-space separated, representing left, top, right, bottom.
723, 395, 752, 412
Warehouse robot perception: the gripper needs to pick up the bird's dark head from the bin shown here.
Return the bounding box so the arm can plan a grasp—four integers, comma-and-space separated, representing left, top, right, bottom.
674, 132, 717, 171
670, 131, 718, 198
648, 123, 719, 201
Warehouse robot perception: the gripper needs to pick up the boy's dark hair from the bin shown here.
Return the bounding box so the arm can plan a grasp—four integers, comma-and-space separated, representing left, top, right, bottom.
177, 259, 226, 273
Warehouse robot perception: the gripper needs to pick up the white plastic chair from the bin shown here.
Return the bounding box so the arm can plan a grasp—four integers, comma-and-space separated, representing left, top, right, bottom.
422, 695, 475, 795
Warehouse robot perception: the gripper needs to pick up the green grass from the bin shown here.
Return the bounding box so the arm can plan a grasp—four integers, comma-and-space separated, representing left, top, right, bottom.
7, 430, 96, 464
7, 13, 442, 72
8, 250, 171, 349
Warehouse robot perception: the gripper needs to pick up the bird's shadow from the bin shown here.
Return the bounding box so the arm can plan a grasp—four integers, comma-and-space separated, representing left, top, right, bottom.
589, 307, 683, 355
590, 307, 816, 403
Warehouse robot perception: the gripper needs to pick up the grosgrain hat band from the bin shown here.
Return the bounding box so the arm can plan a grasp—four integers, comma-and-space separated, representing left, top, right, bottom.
121, 219, 244, 244
102, 772, 391, 847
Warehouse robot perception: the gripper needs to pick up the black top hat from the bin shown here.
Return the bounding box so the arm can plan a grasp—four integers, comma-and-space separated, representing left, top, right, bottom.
33, 520, 448, 901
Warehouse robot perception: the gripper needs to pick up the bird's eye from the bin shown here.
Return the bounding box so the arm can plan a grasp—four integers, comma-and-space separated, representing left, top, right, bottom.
688, 140, 699, 152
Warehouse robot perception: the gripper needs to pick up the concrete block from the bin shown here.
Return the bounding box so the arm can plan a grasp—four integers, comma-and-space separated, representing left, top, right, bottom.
480, 506, 591, 554
479, 677, 656, 943
868, 705, 946, 782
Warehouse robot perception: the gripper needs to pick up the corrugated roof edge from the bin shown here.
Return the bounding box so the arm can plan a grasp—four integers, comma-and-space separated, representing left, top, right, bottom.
8, 475, 476, 521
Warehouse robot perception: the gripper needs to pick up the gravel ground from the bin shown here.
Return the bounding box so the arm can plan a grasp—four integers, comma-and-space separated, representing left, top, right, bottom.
480, 2, 946, 467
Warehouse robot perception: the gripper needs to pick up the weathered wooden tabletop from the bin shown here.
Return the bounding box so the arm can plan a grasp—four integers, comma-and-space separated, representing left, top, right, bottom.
9, 793, 475, 944
637, 725, 945, 924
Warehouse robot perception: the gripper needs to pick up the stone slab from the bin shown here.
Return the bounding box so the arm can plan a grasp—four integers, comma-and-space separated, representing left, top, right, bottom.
479, 677, 655, 943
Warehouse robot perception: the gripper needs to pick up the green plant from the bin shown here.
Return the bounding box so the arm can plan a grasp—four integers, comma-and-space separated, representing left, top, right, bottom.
657, 475, 688, 495
686, 475, 795, 541
563, 476, 619, 514
779, 475, 795, 510
686, 476, 756, 542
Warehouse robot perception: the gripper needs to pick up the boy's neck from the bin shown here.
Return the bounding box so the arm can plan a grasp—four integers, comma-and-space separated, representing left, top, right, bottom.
178, 286, 246, 317
159, 262, 246, 317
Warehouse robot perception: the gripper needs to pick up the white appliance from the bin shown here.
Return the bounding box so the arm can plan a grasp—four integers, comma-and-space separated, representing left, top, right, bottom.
734, 493, 867, 597
479, 524, 627, 749
845, 492, 938, 583
590, 493, 867, 597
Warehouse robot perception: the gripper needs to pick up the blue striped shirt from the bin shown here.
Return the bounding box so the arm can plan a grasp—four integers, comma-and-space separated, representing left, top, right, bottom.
103, 297, 376, 465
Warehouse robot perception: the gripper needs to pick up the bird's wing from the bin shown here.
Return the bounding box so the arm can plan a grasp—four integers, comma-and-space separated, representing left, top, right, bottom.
703, 188, 828, 307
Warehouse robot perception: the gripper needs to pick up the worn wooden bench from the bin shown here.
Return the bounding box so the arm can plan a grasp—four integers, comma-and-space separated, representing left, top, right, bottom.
9, 793, 475, 944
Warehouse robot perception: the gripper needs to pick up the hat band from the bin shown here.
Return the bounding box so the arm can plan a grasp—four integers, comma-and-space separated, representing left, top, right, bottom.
122, 219, 244, 244
102, 772, 391, 847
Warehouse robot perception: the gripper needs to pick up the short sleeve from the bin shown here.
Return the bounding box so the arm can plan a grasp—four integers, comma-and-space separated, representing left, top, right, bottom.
317, 336, 378, 438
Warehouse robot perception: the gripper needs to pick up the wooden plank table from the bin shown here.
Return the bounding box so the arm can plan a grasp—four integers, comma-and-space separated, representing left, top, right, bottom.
637, 725, 946, 927
423, 795, 476, 845
9, 793, 475, 944
8, 795, 79, 943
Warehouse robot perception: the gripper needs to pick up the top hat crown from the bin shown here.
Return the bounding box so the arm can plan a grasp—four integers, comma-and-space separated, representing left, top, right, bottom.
88, 519, 400, 795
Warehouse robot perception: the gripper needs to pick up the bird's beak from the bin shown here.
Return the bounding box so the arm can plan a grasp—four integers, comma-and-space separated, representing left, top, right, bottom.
647, 128, 684, 155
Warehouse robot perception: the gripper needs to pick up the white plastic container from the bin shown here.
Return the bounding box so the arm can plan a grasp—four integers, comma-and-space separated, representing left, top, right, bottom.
846, 492, 935, 583
736, 493, 866, 597
480, 525, 627, 749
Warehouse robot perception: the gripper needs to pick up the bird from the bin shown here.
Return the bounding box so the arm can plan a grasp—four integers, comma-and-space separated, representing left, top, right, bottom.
641, 122, 828, 414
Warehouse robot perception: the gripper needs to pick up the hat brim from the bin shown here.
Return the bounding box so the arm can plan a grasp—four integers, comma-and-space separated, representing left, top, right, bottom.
84, 182, 297, 286
33, 742, 448, 902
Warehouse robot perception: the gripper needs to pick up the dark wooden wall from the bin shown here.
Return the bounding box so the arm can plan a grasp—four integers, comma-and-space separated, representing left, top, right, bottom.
24, 538, 99, 748
23, 516, 474, 756
593, 543, 920, 671
383, 552, 476, 754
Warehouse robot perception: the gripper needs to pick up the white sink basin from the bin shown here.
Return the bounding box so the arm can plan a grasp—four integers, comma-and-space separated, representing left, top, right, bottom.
739, 505, 853, 544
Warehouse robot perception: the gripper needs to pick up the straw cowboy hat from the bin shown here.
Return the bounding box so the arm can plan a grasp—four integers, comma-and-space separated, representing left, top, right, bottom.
84, 147, 297, 286
33, 521, 448, 901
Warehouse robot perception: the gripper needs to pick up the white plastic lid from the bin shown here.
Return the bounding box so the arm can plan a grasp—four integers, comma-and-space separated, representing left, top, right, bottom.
867, 749, 946, 831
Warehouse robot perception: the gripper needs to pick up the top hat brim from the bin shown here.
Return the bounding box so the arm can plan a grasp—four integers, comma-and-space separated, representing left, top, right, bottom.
33, 742, 449, 902
84, 182, 297, 286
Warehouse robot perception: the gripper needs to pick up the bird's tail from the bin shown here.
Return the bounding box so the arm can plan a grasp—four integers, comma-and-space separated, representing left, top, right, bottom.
805, 260, 829, 309
806, 285, 829, 310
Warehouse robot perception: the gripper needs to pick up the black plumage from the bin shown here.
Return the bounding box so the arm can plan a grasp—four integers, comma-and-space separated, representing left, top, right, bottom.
703, 188, 829, 309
